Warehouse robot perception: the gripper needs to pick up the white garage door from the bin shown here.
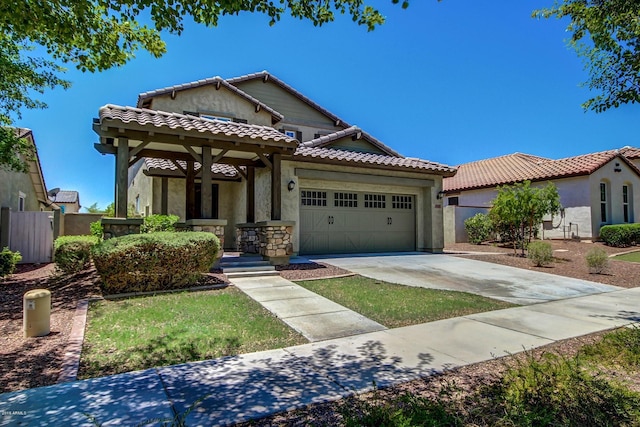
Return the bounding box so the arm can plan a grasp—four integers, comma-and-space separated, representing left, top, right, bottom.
299, 189, 415, 255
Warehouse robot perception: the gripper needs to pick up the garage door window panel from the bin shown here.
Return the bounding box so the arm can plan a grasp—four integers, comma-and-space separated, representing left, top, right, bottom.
334, 192, 358, 207
365, 194, 386, 208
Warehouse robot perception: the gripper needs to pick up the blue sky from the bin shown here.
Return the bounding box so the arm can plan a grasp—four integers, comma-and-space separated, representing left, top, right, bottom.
16, 0, 639, 210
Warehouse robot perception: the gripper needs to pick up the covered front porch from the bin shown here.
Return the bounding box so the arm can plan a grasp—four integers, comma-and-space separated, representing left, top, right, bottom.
93, 105, 298, 264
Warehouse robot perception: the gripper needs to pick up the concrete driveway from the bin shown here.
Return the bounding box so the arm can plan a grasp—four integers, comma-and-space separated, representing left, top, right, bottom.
311, 253, 621, 305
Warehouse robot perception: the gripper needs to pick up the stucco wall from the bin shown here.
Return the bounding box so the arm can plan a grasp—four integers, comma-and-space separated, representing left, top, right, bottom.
149, 86, 273, 126
589, 158, 640, 238
447, 176, 595, 241
63, 213, 103, 236
128, 164, 154, 216
0, 167, 41, 212
443, 206, 490, 245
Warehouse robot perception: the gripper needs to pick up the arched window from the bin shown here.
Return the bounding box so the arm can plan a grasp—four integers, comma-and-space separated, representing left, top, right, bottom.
600, 181, 610, 223
623, 184, 633, 223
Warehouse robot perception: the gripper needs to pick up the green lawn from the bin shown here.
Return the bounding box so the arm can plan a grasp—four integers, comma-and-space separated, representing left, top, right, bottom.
296, 276, 516, 328
613, 251, 640, 263
79, 287, 306, 379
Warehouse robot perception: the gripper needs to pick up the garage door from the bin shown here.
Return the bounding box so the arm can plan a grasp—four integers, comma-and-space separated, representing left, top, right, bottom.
299, 189, 415, 254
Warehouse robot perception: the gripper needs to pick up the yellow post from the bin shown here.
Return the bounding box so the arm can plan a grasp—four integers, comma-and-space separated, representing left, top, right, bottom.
23, 289, 51, 338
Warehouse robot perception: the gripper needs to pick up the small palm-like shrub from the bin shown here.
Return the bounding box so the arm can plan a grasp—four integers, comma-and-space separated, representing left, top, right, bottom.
464, 213, 493, 244
54, 236, 99, 274
0, 247, 22, 278
527, 241, 553, 267
586, 247, 609, 274
92, 231, 219, 294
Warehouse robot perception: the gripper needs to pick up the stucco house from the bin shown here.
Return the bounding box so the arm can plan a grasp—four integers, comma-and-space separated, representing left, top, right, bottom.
443, 147, 640, 244
0, 129, 51, 214
94, 71, 455, 261
48, 190, 81, 213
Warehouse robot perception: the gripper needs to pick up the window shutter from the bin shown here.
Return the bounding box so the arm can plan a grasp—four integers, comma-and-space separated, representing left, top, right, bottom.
233, 118, 248, 124
296, 131, 303, 141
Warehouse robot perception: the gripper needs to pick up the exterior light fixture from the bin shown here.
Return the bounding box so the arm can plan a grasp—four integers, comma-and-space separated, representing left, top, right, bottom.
288, 180, 296, 191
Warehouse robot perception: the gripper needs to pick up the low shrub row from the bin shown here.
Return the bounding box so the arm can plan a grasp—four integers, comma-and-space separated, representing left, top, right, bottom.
599, 223, 640, 247
92, 231, 219, 294
54, 235, 99, 274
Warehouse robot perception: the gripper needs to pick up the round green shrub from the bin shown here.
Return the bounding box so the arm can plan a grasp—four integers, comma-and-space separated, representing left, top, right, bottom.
586, 247, 609, 274
92, 231, 219, 294
54, 235, 100, 274
464, 213, 493, 244
527, 241, 553, 267
0, 247, 22, 278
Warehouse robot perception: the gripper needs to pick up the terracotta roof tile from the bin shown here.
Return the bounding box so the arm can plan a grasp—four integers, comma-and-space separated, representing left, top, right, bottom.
136, 77, 284, 122
444, 148, 640, 192
98, 105, 297, 144
227, 71, 349, 128
294, 146, 455, 174
144, 158, 239, 177
302, 126, 402, 157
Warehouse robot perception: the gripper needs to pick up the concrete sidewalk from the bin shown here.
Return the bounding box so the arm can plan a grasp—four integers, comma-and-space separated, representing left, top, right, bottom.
230, 275, 386, 341
1, 287, 639, 427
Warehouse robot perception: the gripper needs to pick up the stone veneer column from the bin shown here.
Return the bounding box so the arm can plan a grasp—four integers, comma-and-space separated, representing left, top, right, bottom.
101, 218, 143, 239
236, 223, 260, 254
185, 219, 227, 259
255, 220, 295, 265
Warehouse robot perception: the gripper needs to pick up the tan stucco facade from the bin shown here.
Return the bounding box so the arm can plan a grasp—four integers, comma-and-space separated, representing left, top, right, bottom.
149, 85, 274, 126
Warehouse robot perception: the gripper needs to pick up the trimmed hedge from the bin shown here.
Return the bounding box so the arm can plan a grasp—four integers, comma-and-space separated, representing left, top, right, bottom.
54, 235, 100, 274
0, 247, 22, 278
92, 231, 219, 294
599, 224, 640, 247
140, 214, 180, 233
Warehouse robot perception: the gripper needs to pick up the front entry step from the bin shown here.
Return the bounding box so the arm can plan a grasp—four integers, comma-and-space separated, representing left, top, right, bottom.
219, 256, 279, 278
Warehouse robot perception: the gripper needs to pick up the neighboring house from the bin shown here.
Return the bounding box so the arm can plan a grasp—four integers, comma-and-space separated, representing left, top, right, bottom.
0, 129, 51, 214
0, 128, 57, 262
443, 148, 640, 244
48, 189, 81, 213
96, 71, 455, 256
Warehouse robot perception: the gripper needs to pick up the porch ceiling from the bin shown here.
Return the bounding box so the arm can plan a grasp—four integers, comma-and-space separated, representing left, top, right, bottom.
93, 104, 298, 165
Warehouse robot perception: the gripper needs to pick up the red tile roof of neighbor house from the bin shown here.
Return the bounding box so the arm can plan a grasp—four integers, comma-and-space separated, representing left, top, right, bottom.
136, 76, 284, 122
444, 147, 640, 192
98, 105, 297, 144
294, 146, 456, 174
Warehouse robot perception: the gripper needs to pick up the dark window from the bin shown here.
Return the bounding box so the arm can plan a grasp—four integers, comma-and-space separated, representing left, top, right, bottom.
448, 197, 459, 206
623, 185, 630, 223
392, 195, 412, 209
334, 193, 358, 207
600, 182, 608, 223
301, 191, 327, 207
194, 183, 219, 219
364, 194, 386, 208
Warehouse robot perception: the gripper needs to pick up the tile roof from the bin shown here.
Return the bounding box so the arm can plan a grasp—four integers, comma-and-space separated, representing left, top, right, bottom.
136, 77, 284, 122
444, 148, 640, 192
302, 126, 402, 157
294, 146, 456, 174
98, 105, 298, 144
144, 158, 239, 177
49, 190, 79, 203
227, 71, 350, 128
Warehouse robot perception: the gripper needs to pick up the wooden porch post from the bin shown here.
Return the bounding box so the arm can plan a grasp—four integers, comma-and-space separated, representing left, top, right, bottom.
186, 160, 196, 220
115, 137, 129, 218
271, 153, 281, 220
201, 146, 213, 219
246, 166, 255, 223
161, 177, 168, 215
